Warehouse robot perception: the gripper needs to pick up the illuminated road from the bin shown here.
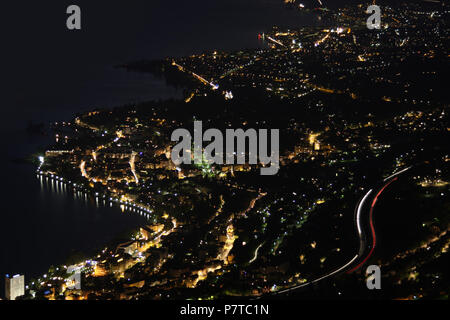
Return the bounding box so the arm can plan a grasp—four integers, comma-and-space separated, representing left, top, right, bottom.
79, 160, 89, 179
314, 32, 331, 47
129, 151, 139, 185
171, 61, 219, 91
267, 36, 286, 47
257, 167, 411, 297
249, 243, 264, 264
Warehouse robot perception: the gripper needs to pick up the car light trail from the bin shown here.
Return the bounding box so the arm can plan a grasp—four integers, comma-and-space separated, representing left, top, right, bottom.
383, 166, 412, 182
356, 189, 373, 235
347, 177, 398, 274
269, 254, 359, 296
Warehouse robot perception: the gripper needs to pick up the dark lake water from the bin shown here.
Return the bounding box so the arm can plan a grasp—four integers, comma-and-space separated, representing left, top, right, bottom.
0, 0, 317, 295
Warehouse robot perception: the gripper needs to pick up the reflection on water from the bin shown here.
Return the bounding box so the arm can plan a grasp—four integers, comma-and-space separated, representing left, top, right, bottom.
37, 172, 159, 225
0, 158, 152, 289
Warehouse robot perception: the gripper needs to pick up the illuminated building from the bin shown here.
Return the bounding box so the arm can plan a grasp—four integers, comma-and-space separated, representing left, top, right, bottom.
5, 274, 25, 300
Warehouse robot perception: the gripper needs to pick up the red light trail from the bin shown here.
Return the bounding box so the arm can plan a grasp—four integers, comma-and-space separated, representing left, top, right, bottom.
347, 177, 398, 273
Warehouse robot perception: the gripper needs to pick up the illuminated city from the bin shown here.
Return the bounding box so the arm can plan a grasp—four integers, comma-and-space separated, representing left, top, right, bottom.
1, 0, 448, 308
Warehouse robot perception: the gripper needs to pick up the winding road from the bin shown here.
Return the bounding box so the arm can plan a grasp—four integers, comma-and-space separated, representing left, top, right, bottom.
346, 166, 412, 274
257, 167, 411, 297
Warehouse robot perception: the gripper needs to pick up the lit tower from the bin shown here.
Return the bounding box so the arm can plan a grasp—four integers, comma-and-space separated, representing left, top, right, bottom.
5, 274, 25, 300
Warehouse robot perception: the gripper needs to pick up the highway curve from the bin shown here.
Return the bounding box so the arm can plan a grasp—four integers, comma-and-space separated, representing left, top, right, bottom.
258, 167, 411, 297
